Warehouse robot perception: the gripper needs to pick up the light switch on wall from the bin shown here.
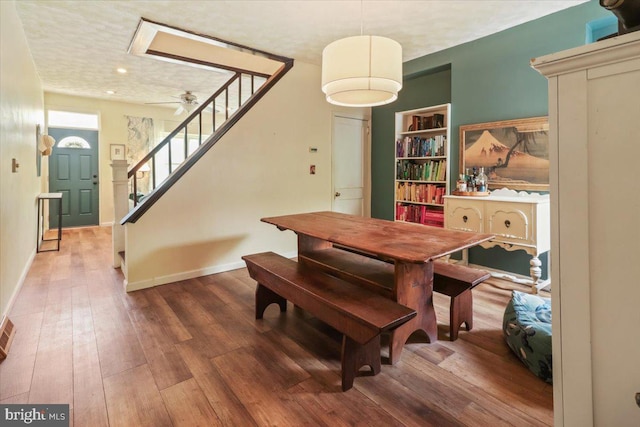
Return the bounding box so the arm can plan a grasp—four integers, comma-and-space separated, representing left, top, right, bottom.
12, 158, 20, 173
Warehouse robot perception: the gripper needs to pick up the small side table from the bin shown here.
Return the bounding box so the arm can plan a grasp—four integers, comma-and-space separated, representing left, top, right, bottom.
37, 192, 63, 252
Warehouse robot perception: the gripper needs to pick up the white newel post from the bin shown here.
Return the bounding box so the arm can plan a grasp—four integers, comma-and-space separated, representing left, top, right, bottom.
111, 160, 129, 268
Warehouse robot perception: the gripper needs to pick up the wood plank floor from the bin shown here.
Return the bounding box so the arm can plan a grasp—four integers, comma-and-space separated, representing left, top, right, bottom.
0, 226, 553, 426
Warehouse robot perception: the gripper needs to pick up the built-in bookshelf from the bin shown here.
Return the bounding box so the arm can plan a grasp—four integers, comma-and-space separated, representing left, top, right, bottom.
394, 103, 451, 227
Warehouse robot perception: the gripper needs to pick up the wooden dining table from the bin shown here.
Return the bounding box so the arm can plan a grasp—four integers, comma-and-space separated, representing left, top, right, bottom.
261, 211, 494, 364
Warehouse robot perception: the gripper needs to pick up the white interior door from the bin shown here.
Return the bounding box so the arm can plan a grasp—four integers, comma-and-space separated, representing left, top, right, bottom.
332, 115, 367, 216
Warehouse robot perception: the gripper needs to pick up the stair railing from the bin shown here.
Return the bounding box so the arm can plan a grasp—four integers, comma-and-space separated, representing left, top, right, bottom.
129, 71, 255, 205
121, 59, 293, 224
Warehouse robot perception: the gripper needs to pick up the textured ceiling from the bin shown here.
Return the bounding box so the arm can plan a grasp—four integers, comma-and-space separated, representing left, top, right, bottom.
15, 0, 589, 109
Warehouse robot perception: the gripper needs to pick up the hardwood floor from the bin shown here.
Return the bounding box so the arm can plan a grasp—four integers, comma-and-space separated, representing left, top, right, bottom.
0, 226, 553, 426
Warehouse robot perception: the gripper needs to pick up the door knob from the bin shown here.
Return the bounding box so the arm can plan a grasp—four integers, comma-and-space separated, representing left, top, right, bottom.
335, 192, 341, 197
93, 181, 98, 185
93, 174, 97, 178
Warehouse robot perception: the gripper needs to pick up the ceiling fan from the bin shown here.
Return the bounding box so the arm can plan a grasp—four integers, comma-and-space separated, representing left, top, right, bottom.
145, 91, 204, 115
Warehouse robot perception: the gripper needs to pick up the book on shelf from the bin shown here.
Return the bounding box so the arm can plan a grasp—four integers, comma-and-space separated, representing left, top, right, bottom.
410, 114, 443, 131
422, 116, 433, 130
433, 113, 444, 128
411, 116, 419, 131
436, 160, 446, 181
396, 135, 446, 158
395, 182, 447, 204
395, 203, 444, 227
396, 159, 446, 182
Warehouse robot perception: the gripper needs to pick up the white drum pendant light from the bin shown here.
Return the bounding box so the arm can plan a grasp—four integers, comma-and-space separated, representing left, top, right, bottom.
322, 35, 402, 107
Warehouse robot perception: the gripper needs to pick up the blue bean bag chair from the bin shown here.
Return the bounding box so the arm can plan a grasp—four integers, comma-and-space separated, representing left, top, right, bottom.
502, 290, 552, 383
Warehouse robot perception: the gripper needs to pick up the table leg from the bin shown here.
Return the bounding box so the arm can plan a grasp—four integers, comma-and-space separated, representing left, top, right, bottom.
389, 260, 437, 365
294, 234, 331, 309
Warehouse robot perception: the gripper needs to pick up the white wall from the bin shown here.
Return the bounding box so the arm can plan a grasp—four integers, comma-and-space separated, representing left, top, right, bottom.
0, 0, 45, 316
44, 93, 195, 225
125, 62, 368, 290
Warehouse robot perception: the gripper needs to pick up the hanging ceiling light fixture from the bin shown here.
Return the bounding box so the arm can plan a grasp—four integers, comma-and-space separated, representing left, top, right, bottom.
321, 1, 402, 107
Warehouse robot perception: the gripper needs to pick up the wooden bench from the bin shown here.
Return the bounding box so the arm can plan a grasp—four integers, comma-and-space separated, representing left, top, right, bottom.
431, 261, 491, 340
298, 246, 490, 341
242, 252, 416, 391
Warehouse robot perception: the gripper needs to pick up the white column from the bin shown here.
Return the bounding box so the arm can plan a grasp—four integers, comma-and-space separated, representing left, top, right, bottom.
111, 160, 129, 269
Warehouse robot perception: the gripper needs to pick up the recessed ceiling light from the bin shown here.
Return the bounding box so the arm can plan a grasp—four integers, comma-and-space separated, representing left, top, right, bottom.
106, 90, 115, 95
116, 68, 127, 74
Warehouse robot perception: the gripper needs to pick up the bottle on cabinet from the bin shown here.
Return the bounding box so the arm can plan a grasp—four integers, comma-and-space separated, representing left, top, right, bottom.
476, 167, 488, 192
456, 174, 467, 192
466, 167, 477, 192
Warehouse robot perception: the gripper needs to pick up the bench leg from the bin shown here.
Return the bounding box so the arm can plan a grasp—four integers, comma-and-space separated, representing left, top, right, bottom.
341, 335, 381, 392
449, 289, 473, 341
255, 284, 287, 319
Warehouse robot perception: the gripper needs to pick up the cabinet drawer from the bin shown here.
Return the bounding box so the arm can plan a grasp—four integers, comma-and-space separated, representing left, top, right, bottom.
487, 206, 530, 242
446, 203, 483, 232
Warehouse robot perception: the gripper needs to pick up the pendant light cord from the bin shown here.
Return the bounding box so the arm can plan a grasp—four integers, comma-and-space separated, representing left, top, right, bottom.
360, 0, 363, 36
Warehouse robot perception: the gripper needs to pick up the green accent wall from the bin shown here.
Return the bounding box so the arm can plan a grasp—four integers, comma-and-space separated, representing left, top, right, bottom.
371, 0, 609, 278
371, 67, 452, 220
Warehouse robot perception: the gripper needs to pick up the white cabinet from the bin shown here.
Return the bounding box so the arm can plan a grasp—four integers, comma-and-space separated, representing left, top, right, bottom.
444, 188, 550, 292
532, 31, 640, 426
394, 104, 450, 227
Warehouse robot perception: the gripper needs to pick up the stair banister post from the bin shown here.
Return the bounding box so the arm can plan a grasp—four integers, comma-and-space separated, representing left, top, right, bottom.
111, 159, 129, 268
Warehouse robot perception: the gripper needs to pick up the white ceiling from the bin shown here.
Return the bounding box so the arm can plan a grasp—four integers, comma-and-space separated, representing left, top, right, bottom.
15, 0, 589, 109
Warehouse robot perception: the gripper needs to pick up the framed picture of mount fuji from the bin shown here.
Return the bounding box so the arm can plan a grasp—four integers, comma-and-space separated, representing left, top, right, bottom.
459, 117, 549, 192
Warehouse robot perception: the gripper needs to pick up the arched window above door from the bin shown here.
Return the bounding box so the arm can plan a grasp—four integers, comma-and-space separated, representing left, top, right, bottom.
57, 136, 91, 149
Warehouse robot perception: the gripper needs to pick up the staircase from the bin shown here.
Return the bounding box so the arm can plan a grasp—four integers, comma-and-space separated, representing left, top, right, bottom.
112, 52, 293, 285
121, 62, 293, 224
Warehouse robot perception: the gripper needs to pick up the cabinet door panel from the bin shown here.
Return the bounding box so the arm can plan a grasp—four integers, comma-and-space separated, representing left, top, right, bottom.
487, 206, 530, 242
445, 202, 483, 232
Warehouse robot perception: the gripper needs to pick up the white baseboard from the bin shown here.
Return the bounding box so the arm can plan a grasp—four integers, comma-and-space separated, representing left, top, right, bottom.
100, 221, 114, 227
1, 248, 36, 318
282, 251, 297, 260
124, 250, 298, 293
